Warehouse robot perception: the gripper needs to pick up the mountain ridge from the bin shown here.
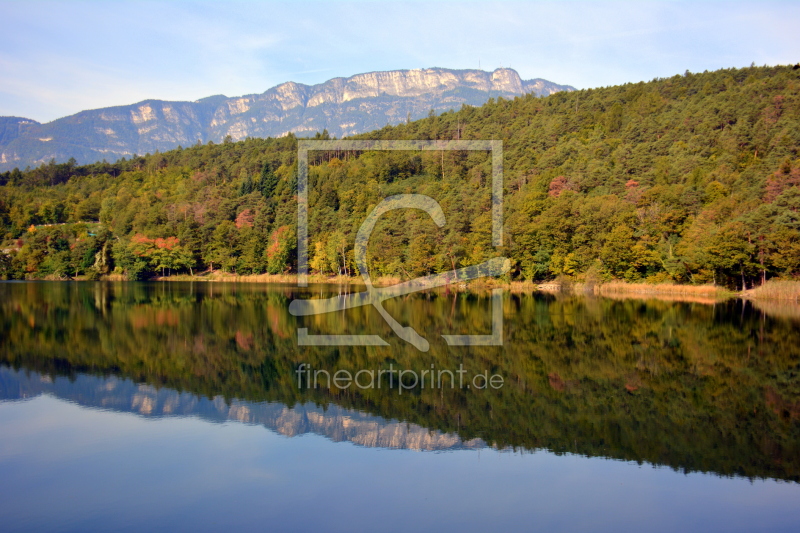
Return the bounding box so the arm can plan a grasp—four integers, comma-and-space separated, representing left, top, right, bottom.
0, 67, 574, 170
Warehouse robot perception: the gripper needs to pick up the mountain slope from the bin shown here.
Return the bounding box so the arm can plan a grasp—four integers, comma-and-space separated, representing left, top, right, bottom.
0, 117, 39, 148
0, 68, 573, 170
1, 64, 797, 289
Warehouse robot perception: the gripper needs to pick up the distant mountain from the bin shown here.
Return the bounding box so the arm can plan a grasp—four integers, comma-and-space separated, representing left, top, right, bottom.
0, 116, 40, 147
0, 68, 573, 171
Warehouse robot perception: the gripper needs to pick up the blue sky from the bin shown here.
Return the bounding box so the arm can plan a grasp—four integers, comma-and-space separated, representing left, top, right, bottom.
2, 0, 799, 123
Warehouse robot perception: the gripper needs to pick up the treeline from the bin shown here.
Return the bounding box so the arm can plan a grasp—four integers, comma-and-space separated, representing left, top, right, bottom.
1, 64, 799, 288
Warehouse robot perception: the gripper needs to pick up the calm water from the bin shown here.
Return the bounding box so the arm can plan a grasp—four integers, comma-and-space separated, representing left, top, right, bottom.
1, 282, 799, 532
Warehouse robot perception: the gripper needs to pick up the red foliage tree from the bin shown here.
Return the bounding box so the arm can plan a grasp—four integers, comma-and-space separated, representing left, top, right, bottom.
548, 175, 575, 197
765, 159, 800, 202
235, 208, 255, 229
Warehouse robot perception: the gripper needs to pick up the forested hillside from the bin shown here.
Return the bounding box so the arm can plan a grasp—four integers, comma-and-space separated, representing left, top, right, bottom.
1, 64, 799, 288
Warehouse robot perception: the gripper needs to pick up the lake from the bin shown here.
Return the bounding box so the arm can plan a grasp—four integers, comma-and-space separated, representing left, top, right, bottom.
1, 282, 799, 532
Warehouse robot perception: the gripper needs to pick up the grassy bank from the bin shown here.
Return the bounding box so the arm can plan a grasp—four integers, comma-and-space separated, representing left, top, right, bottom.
149, 271, 399, 285
90, 272, 800, 304
742, 280, 800, 302
594, 281, 734, 299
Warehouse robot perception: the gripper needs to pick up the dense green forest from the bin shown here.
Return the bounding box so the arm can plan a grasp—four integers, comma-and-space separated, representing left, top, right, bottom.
1, 64, 799, 288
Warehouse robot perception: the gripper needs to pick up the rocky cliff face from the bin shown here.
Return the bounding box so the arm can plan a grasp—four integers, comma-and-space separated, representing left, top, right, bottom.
0, 68, 574, 171
0, 366, 486, 452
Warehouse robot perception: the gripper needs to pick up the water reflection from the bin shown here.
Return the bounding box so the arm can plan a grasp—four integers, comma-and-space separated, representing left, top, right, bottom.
1, 281, 799, 481
0, 366, 484, 451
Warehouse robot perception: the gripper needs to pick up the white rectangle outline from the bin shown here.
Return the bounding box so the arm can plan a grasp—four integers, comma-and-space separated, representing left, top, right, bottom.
296, 139, 503, 287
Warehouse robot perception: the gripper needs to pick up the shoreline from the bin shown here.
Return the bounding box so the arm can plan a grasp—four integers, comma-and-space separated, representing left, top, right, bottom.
16, 272, 799, 304
90, 273, 800, 304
